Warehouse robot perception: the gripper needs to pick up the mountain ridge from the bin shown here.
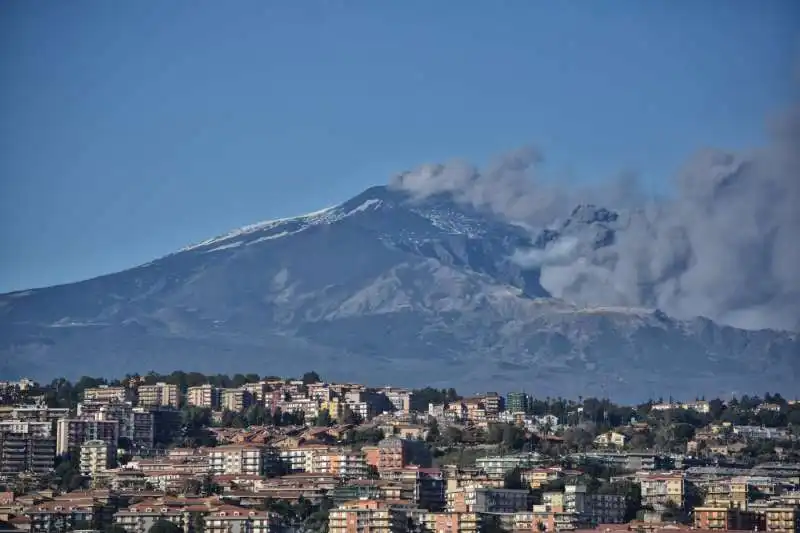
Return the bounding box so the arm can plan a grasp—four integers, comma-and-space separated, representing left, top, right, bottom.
1, 185, 797, 401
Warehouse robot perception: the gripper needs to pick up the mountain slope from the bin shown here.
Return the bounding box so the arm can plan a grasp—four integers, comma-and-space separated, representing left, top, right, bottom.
1, 186, 797, 400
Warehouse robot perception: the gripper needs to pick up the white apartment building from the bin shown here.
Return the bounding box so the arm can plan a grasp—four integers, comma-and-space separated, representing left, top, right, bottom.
137, 382, 181, 408
56, 418, 119, 455
83, 385, 128, 403
221, 389, 253, 412
280, 399, 320, 421
187, 384, 220, 409
80, 439, 116, 477
210, 445, 275, 476
0, 420, 52, 438
382, 387, 413, 413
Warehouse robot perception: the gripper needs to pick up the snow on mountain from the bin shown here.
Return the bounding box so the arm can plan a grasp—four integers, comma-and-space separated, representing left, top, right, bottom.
1, 185, 797, 400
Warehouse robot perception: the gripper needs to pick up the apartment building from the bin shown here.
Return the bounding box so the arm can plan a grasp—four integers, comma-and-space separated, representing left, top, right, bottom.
638, 472, 685, 509
83, 385, 128, 403
137, 382, 181, 408
210, 444, 279, 476
693, 507, 761, 531
80, 439, 116, 477
56, 418, 119, 455
0, 420, 52, 438
764, 507, 800, 533
11, 406, 69, 422
328, 499, 411, 533
415, 511, 480, 533
204, 505, 279, 533
475, 452, 541, 478
221, 388, 253, 412
187, 384, 220, 409
506, 392, 531, 414
382, 387, 414, 413
308, 382, 333, 402
280, 398, 320, 421
0, 433, 56, 475
378, 437, 408, 471
279, 444, 329, 473
563, 484, 626, 525
447, 486, 529, 513
311, 450, 368, 480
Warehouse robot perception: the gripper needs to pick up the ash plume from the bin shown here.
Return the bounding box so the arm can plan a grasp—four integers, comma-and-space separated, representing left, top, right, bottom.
389, 105, 800, 332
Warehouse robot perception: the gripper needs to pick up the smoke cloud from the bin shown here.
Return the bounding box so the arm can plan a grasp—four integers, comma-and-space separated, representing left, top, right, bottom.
389, 105, 800, 332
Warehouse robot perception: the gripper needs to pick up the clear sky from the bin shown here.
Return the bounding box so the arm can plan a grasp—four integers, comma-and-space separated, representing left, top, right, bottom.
1, 1, 798, 292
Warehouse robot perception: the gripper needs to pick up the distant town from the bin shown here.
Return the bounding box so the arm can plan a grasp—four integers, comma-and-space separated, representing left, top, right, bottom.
0, 372, 799, 533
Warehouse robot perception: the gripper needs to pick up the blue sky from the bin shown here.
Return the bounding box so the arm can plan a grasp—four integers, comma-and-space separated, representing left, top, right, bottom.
1, 1, 798, 292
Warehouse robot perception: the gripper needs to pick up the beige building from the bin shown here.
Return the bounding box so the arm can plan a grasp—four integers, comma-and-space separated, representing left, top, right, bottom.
329, 499, 412, 533
221, 388, 253, 412
80, 439, 116, 477
638, 472, 685, 509
187, 384, 220, 409
83, 385, 128, 403
137, 382, 181, 408
209, 444, 275, 476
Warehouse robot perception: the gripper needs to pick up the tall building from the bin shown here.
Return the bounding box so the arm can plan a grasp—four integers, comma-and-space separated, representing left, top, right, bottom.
209, 444, 279, 476
187, 384, 220, 409
80, 439, 116, 477
329, 499, 409, 533
83, 385, 128, 403
137, 382, 181, 408
0, 420, 53, 438
506, 392, 531, 414
0, 433, 56, 475
220, 388, 253, 412
56, 418, 119, 456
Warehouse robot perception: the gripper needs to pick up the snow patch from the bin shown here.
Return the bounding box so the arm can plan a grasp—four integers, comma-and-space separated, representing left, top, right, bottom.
204, 241, 244, 253
248, 231, 290, 245
344, 199, 382, 216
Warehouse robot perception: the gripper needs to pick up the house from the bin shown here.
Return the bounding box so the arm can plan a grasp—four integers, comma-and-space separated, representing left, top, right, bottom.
594, 432, 628, 448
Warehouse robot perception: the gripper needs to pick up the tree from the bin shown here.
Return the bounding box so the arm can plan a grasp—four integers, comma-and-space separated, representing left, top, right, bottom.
148, 520, 182, 533
315, 409, 333, 427
302, 371, 321, 385
106, 526, 128, 533
426, 419, 441, 443
504, 467, 524, 490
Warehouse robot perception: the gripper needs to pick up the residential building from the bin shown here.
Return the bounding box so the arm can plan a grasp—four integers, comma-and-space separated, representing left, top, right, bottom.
594, 431, 628, 448
0, 420, 52, 438
382, 387, 414, 414
187, 384, 220, 409
83, 385, 128, 403
764, 507, 800, 533
638, 472, 685, 509
328, 499, 410, 533
378, 437, 427, 471
137, 382, 181, 408
80, 439, 116, 477
56, 418, 119, 455
209, 444, 278, 476
475, 452, 542, 478
446, 486, 529, 513
312, 450, 368, 480
506, 392, 531, 414
221, 388, 253, 412
204, 504, 279, 533
0, 433, 56, 475
693, 507, 761, 531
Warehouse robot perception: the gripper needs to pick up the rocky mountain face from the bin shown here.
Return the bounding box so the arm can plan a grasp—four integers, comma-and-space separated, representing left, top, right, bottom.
1, 186, 797, 401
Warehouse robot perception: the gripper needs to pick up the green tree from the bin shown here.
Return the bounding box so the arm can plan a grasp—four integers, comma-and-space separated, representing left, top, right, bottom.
315, 409, 333, 427
504, 467, 524, 490
148, 520, 182, 533
302, 371, 321, 384
106, 526, 128, 533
